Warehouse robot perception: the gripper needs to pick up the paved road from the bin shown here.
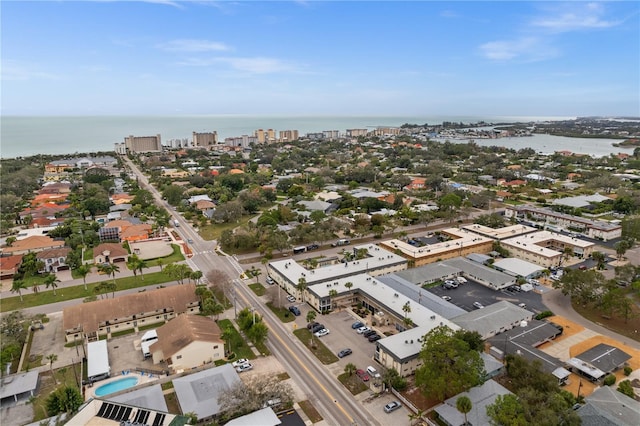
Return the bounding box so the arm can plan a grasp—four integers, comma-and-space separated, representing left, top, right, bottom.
542, 287, 640, 350
123, 156, 376, 426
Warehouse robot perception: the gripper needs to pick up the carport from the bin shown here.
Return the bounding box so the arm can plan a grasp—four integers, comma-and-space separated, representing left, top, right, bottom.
0, 371, 39, 403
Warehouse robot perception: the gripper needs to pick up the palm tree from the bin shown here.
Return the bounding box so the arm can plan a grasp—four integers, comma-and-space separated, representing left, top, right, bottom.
46, 353, 58, 384
408, 409, 426, 426
11, 279, 27, 302
344, 362, 356, 376
328, 289, 338, 310
97, 263, 119, 284
306, 310, 316, 325
44, 273, 61, 296
297, 277, 307, 303
592, 251, 607, 270
127, 255, 140, 279
31, 281, 40, 295
456, 395, 472, 425
222, 326, 234, 356
402, 301, 411, 319
77, 264, 91, 290
211, 302, 224, 320
345, 281, 353, 301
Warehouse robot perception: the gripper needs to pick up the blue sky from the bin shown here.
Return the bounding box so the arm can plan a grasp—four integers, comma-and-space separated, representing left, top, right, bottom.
2, 1, 639, 116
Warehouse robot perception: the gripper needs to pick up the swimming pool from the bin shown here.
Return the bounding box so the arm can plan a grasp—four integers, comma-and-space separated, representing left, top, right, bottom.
94, 377, 139, 397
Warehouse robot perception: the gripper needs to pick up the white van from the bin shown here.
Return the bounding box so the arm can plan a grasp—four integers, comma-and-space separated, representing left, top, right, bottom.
366, 365, 381, 378
140, 330, 158, 358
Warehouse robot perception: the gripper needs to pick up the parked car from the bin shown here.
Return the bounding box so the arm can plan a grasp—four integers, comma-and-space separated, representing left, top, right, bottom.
456, 276, 468, 284
266, 277, 275, 285
311, 323, 325, 333
307, 321, 320, 330
384, 401, 402, 413
337, 348, 352, 358
288, 306, 301, 316
306, 243, 320, 251
314, 328, 330, 337
363, 330, 377, 338
518, 303, 527, 309
351, 321, 365, 329
231, 358, 249, 368
331, 239, 350, 247
473, 302, 485, 309
441, 295, 452, 302
366, 365, 381, 378
236, 363, 253, 373
356, 369, 370, 381
368, 333, 381, 342
287, 295, 296, 303
356, 326, 371, 334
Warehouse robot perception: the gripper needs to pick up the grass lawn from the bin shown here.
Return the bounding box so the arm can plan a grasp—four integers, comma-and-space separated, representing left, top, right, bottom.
148, 244, 185, 263
293, 329, 338, 365
83, 248, 93, 262
338, 372, 369, 395
199, 216, 253, 241
217, 319, 255, 361
164, 392, 181, 414
32, 362, 83, 422
422, 280, 443, 289
161, 381, 174, 390
248, 283, 266, 296
267, 303, 295, 323
573, 299, 640, 342
1, 271, 178, 313
298, 400, 323, 423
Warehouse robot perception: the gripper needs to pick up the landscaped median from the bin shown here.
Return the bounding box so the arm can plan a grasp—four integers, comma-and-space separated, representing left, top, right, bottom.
293, 328, 339, 364
1, 271, 181, 313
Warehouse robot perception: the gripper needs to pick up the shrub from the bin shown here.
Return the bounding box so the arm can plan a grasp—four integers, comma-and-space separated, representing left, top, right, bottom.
535, 311, 554, 320
603, 374, 616, 386
624, 366, 633, 376
617, 380, 635, 398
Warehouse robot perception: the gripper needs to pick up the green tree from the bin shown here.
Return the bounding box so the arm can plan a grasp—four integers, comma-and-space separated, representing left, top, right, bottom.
45, 385, 83, 416
222, 326, 234, 355
190, 270, 203, 284
486, 394, 528, 426
344, 362, 356, 376
247, 321, 269, 346
297, 277, 307, 303
414, 325, 484, 401
46, 353, 58, 384
456, 396, 472, 425
162, 184, 185, 206
10, 279, 27, 302
76, 264, 91, 290
306, 310, 316, 324
614, 240, 631, 261
617, 380, 635, 398
44, 274, 61, 296
592, 251, 607, 270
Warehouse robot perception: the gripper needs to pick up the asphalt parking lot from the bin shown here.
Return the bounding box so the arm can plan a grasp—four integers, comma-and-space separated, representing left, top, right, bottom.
427, 279, 547, 314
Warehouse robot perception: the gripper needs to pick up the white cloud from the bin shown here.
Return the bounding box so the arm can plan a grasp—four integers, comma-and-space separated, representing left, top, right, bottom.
531, 2, 622, 32
1, 60, 60, 81
177, 56, 300, 74
158, 39, 231, 52
479, 37, 558, 62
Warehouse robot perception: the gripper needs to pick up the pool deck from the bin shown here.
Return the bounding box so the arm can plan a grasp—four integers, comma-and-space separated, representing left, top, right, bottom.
85, 371, 158, 400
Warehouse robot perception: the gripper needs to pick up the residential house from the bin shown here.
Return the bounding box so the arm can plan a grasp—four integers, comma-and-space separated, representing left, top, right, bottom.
150, 315, 224, 372
93, 243, 128, 264
434, 380, 513, 426
2, 236, 64, 255
111, 193, 135, 205
36, 247, 72, 273
0, 255, 23, 280
62, 284, 199, 342
121, 224, 153, 242
577, 386, 640, 426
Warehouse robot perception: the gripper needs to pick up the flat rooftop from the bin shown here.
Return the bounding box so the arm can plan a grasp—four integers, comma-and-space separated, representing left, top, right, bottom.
502, 230, 594, 258
380, 227, 493, 259
462, 223, 538, 240
269, 244, 406, 285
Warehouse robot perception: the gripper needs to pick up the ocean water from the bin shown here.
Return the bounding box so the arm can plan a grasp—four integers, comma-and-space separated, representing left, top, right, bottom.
0, 115, 631, 159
